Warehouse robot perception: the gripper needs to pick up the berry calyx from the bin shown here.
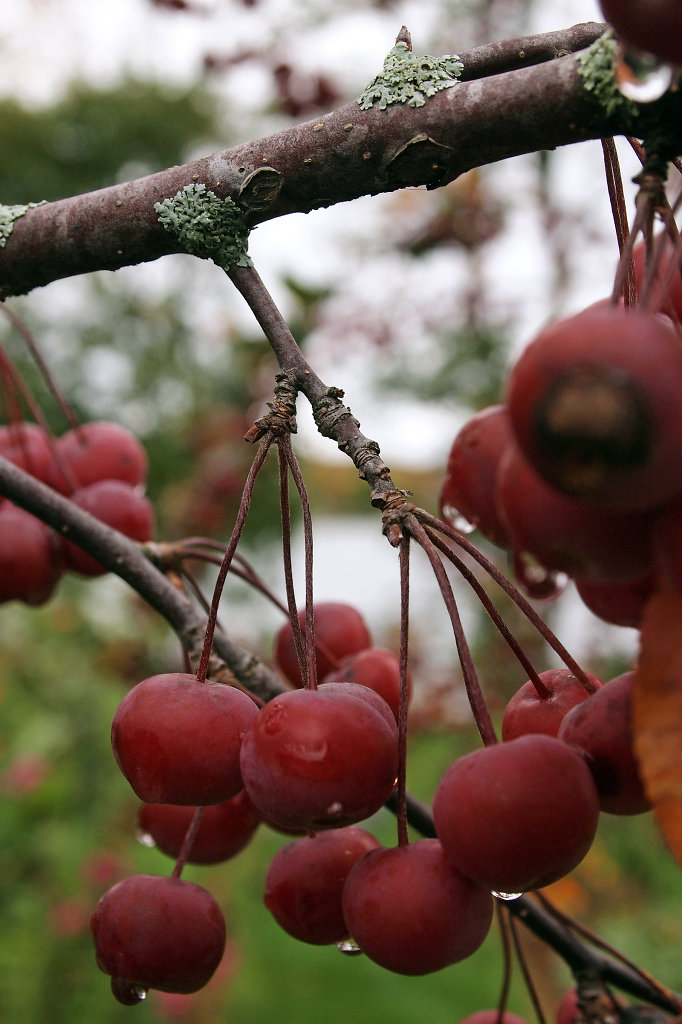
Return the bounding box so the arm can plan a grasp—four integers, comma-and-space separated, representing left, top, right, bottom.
239, 686, 398, 832
341, 839, 493, 975
433, 734, 600, 892
112, 672, 259, 804
90, 874, 226, 997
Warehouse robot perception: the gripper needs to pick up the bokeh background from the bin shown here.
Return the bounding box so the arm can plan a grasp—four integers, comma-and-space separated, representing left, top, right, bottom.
0, 1, 680, 1021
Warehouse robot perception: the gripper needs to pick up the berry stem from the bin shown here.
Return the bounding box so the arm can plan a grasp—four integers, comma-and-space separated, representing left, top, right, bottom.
171, 806, 205, 878
407, 514, 498, 747
508, 911, 548, 1024
196, 438, 272, 684
396, 534, 410, 847
601, 137, 636, 307
278, 442, 310, 687
424, 526, 552, 699
417, 510, 599, 696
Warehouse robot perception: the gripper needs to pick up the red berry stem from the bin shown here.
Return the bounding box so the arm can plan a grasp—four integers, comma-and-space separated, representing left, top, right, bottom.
601, 137, 636, 308
424, 526, 552, 699
277, 441, 310, 687
408, 515, 498, 747
508, 912, 548, 1024
171, 806, 205, 879
196, 438, 273, 684
396, 535, 410, 847
495, 903, 515, 1024
279, 434, 318, 689
0, 302, 80, 430
418, 510, 599, 696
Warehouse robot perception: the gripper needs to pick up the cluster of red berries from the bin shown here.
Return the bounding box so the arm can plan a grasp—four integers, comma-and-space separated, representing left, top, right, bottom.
90, 588, 651, 996
0, 419, 154, 603
440, 242, 682, 627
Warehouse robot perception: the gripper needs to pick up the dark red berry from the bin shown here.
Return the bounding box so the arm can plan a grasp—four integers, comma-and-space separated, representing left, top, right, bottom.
501, 668, 603, 742
274, 602, 372, 687
90, 874, 226, 996
60, 480, 154, 576
0, 504, 61, 605
112, 672, 259, 805
321, 648, 411, 721
56, 421, 147, 490
342, 839, 493, 975
137, 790, 261, 864
264, 827, 382, 944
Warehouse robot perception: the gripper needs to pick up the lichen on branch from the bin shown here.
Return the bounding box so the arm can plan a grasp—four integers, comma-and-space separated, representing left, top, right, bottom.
154, 183, 253, 270
358, 38, 463, 110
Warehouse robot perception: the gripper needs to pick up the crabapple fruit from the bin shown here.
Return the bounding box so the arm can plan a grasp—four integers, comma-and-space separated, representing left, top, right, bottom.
501, 668, 603, 742
137, 790, 261, 864
274, 601, 371, 687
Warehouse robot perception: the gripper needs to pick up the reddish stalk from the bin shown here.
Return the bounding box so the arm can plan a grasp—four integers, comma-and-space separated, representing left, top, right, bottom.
601, 138, 635, 307
278, 442, 309, 687
495, 904, 515, 1024
424, 526, 552, 699
508, 911, 547, 1024
417, 511, 599, 695
396, 535, 410, 847
407, 515, 498, 746
196, 438, 272, 684
171, 806, 205, 879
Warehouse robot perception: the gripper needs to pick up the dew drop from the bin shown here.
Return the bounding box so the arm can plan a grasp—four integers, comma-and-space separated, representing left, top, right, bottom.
111, 977, 148, 1005
442, 504, 476, 534
615, 46, 675, 103
337, 937, 363, 956
512, 551, 568, 602
326, 800, 343, 816
135, 826, 156, 848
492, 890, 524, 901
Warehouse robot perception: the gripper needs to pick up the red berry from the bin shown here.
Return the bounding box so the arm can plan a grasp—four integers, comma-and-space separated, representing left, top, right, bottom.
137, 790, 261, 865
274, 602, 372, 687
341, 839, 493, 975
56, 421, 147, 490
321, 648, 411, 721
459, 1012, 531, 1024
433, 735, 600, 892
506, 307, 682, 511
90, 874, 226, 997
264, 827, 382, 945
652, 495, 682, 593
239, 686, 398, 832
575, 574, 657, 628
112, 672, 259, 805
439, 404, 513, 548
558, 671, 651, 815
497, 443, 655, 583
501, 668, 603, 742
0, 422, 66, 492
0, 504, 61, 605
598, 0, 682, 67
633, 235, 682, 322
60, 479, 154, 576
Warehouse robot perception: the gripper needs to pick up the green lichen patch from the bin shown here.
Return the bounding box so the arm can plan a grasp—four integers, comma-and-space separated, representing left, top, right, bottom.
154, 183, 252, 270
358, 42, 463, 110
0, 201, 47, 248
576, 31, 638, 123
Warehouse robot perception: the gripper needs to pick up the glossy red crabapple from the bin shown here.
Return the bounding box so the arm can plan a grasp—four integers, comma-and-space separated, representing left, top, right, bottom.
501, 668, 603, 741
274, 601, 372, 687
60, 479, 155, 576
90, 874, 226, 998
137, 790, 261, 865
112, 672, 259, 804
55, 420, 148, 490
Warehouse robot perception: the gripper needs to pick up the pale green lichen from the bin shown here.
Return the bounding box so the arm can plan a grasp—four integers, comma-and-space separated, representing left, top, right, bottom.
576, 30, 639, 122
0, 201, 47, 248
154, 183, 252, 270
358, 42, 463, 110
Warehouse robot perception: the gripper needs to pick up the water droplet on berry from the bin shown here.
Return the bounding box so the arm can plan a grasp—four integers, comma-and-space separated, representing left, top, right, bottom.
615, 46, 675, 103
513, 552, 568, 601
135, 826, 156, 848
337, 937, 363, 956
492, 890, 524, 901
111, 977, 148, 1005
441, 504, 476, 534
326, 800, 343, 816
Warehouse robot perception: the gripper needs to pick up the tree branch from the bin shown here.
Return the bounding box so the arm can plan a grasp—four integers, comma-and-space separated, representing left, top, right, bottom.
3, 22, 670, 300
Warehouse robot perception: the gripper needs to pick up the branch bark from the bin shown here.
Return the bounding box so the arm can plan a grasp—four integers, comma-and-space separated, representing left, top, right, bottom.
2, 22, 669, 300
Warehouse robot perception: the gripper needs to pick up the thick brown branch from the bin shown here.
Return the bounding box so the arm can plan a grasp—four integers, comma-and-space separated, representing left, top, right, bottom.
0, 23, 661, 300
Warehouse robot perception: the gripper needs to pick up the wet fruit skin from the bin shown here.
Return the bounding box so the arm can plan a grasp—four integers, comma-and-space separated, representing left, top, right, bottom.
90, 874, 226, 995
274, 601, 372, 687
112, 673, 259, 805
341, 839, 494, 975
264, 827, 382, 944
239, 686, 398, 833
558, 671, 651, 815
433, 734, 600, 893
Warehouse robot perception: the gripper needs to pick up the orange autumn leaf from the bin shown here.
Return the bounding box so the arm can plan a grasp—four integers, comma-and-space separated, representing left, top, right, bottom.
633, 586, 682, 863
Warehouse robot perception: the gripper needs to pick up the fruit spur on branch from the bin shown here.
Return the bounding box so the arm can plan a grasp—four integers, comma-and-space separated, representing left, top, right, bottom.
2, 8, 682, 1022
